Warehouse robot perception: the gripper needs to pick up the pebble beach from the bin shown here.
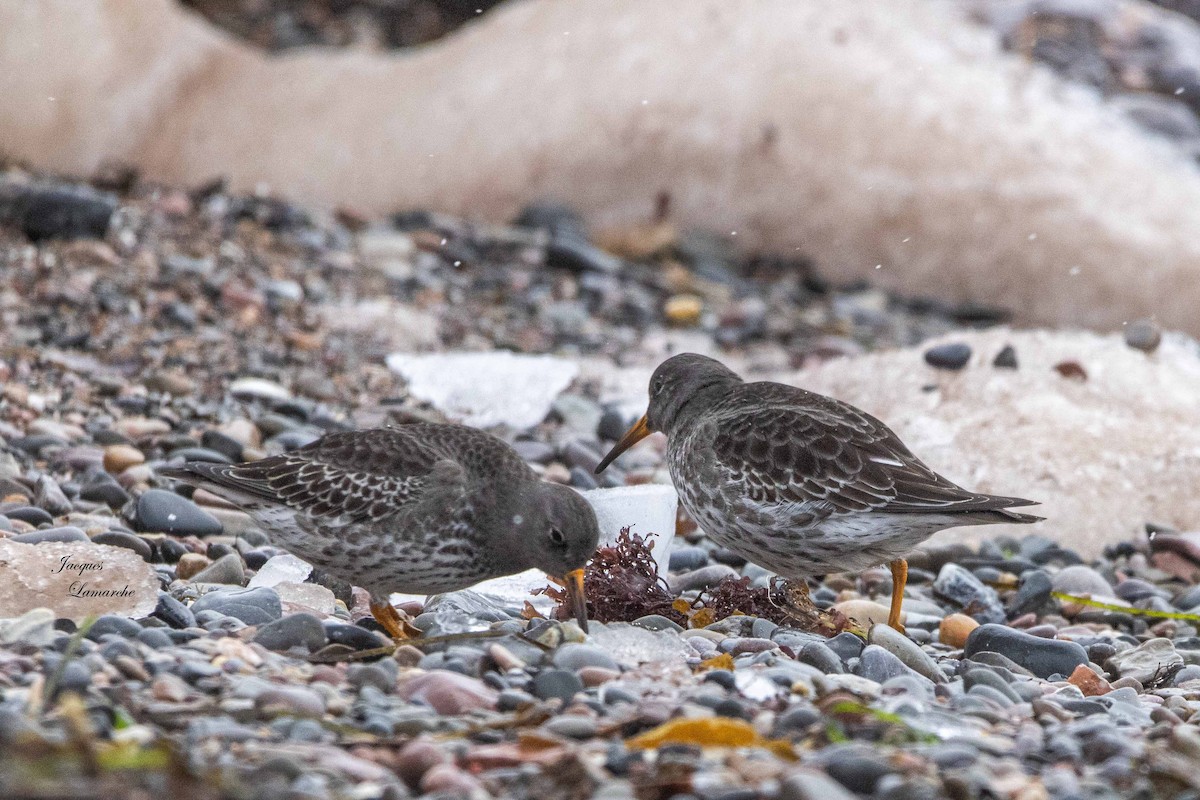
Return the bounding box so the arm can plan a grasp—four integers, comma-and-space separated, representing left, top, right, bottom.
0, 169, 1198, 800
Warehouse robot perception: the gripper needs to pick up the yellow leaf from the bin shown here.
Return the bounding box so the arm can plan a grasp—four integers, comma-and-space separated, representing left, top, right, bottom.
688, 608, 715, 628
672, 599, 692, 614
698, 653, 734, 671
626, 717, 796, 759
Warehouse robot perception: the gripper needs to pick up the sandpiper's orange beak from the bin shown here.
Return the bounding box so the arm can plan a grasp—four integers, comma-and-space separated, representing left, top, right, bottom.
595, 415, 651, 473
563, 568, 589, 633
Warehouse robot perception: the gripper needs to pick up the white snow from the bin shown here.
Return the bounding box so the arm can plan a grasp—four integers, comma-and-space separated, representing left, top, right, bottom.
385, 351, 578, 430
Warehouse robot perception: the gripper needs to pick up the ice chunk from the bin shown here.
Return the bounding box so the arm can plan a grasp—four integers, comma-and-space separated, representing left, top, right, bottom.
0, 607, 56, 646
385, 351, 578, 430
0, 540, 158, 621
275, 581, 337, 615
390, 572, 554, 630
734, 668, 784, 702
588, 622, 695, 667
583, 484, 678, 574
248, 553, 313, 588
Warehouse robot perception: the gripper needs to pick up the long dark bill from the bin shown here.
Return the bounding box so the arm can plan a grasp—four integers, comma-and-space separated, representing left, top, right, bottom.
595, 415, 652, 474
563, 568, 589, 633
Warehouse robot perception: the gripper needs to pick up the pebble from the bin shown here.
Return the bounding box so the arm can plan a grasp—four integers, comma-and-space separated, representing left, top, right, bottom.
3, 506, 53, 526
152, 592, 196, 629
325, 622, 389, 650
1068, 664, 1113, 697
12, 526, 89, 544
832, 599, 895, 629
552, 643, 621, 673
780, 769, 860, 800
87, 614, 144, 640
934, 564, 1005, 623
1124, 319, 1162, 353
939, 613, 979, 648
1010, 569, 1053, 616
531, 669, 584, 702
964, 624, 1088, 679
399, 670, 498, 714
91, 531, 153, 562
923, 342, 972, 370
175, 553, 211, 580
252, 613, 328, 652
992, 344, 1018, 369
668, 545, 710, 572
103, 444, 145, 473
1108, 638, 1184, 684
255, 685, 326, 718
868, 624, 944, 682
189, 552, 246, 585
133, 489, 222, 537
190, 587, 282, 625
541, 715, 597, 739
855, 645, 917, 684
1052, 564, 1113, 597
633, 614, 685, 633
670, 564, 740, 592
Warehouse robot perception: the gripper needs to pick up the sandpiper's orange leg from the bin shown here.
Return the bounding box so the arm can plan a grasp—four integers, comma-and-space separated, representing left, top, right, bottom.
888, 559, 908, 633
369, 600, 420, 640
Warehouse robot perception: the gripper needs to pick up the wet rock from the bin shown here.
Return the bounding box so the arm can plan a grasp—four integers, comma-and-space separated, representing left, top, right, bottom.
12, 526, 89, 544
191, 587, 282, 625
91, 531, 153, 562
189, 552, 246, 585
1108, 638, 1184, 684
552, 643, 621, 673
1124, 318, 1162, 353
934, 564, 1005, 623
964, 624, 1087, 679
252, 613, 328, 652
399, 670, 498, 714
132, 489, 222, 537
0, 181, 116, 241
868, 624, 943, 682
531, 668, 584, 702
923, 342, 972, 370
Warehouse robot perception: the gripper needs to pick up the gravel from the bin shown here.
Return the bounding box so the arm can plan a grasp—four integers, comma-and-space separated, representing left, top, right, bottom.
0, 167, 1193, 800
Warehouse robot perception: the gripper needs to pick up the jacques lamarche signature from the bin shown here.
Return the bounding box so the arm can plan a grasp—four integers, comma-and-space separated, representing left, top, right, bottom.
52, 555, 134, 598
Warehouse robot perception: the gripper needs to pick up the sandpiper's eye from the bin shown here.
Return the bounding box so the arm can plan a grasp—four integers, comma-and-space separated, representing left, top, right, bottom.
652, 377, 665, 394
549, 528, 566, 546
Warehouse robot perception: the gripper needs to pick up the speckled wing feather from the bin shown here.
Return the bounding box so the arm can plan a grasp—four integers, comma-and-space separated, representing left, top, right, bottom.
161, 427, 465, 523
708, 383, 1038, 519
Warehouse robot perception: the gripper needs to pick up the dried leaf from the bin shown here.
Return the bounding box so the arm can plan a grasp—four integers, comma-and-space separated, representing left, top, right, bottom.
626, 717, 795, 759
698, 653, 734, 671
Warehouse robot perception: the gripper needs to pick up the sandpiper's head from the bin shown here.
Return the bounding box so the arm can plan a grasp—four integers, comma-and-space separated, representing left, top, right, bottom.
595, 353, 742, 473
514, 482, 599, 630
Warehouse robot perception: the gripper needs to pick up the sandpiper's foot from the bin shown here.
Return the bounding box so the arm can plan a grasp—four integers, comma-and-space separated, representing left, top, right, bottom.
887, 558, 908, 634
370, 599, 421, 640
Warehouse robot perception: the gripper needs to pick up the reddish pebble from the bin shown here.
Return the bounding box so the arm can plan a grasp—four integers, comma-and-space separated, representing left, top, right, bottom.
398, 670, 498, 714
395, 738, 446, 789
578, 666, 620, 687
421, 764, 484, 795
1068, 664, 1111, 697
